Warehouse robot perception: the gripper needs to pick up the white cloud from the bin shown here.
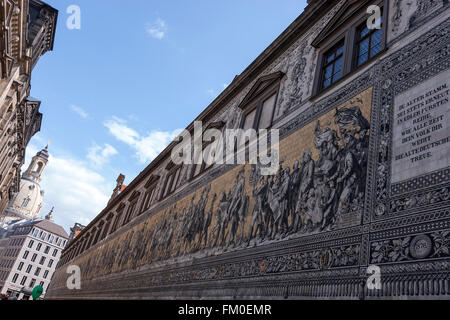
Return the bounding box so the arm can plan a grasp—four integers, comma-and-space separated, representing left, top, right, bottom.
104, 117, 182, 164
146, 18, 168, 40
24, 144, 113, 232
207, 83, 230, 97
70, 105, 89, 119
87, 143, 118, 168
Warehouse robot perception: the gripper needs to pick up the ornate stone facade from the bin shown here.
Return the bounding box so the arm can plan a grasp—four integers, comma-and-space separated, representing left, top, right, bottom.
48, 0, 450, 299
0, 0, 57, 215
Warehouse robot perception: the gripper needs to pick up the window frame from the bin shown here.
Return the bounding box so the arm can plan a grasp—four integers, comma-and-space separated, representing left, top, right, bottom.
312, 0, 388, 96
320, 40, 345, 90
351, 5, 386, 70
110, 204, 125, 234
162, 164, 182, 199
240, 81, 280, 131
122, 200, 138, 226
140, 182, 158, 214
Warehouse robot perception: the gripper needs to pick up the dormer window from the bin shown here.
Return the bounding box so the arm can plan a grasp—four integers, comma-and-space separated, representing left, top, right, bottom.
162, 164, 181, 198
239, 71, 284, 131
312, 0, 387, 95
140, 176, 159, 214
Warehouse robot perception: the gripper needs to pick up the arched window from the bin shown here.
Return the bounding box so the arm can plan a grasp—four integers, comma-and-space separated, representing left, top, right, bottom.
22, 198, 30, 207
33, 161, 44, 173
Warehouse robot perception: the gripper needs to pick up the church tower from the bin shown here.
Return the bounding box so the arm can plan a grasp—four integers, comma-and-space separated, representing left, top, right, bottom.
22, 145, 49, 183
0, 145, 49, 222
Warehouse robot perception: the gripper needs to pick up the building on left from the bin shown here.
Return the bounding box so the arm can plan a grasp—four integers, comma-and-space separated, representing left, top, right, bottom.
0, 209, 68, 300
0, 0, 58, 215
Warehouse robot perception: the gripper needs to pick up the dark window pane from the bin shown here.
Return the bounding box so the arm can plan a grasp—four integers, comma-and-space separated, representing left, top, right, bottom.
358, 38, 369, 56
360, 26, 370, 38
323, 78, 331, 89
324, 64, 333, 80
333, 71, 341, 83
243, 109, 256, 130
333, 57, 343, 75
357, 52, 368, 66
259, 93, 276, 129
336, 45, 344, 56
326, 52, 335, 63
371, 29, 383, 46
370, 43, 382, 58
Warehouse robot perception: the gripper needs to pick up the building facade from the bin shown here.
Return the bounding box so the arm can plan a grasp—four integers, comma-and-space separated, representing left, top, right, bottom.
0, 0, 57, 215
49, 0, 450, 299
67, 223, 85, 243
0, 145, 48, 222
0, 210, 68, 299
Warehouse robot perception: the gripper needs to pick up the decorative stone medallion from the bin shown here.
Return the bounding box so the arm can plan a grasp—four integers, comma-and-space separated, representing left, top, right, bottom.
409, 234, 433, 259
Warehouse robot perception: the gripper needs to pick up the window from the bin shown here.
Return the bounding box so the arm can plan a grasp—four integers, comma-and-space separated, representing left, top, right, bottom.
39, 281, 44, 287
22, 198, 30, 207
23, 250, 29, 259
26, 264, 32, 273
44, 246, 50, 254
101, 213, 114, 239
30, 278, 36, 288
36, 243, 42, 251
243, 109, 256, 130
57, 238, 62, 246
162, 166, 181, 198
34, 267, 41, 276
312, 0, 387, 95
321, 41, 344, 90
241, 91, 278, 131
39, 256, 46, 265
110, 206, 124, 234
122, 201, 137, 226
355, 13, 383, 67
43, 270, 49, 279
40, 232, 46, 241
20, 276, 27, 286
31, 253, 37, 262
52, 249, 58, 257
17, 262, 24, 271
32, 229, 39, 237
49, 235, 54, 244
12, 273, 19, 283
48, 259, 54, 268
28, 240, 34, 248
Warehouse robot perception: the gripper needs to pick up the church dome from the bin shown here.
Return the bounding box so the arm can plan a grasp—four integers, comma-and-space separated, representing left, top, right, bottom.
1, 145, 48, 222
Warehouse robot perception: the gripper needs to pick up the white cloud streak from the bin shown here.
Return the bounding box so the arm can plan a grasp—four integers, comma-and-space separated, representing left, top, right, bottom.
70, 105, 89, 119
104, 116, 182, 164
146, 18, 168, 40
87, 143, 118, 168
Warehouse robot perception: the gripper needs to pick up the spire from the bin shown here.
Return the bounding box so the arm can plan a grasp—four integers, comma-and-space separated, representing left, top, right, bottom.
45, 207, 54, 221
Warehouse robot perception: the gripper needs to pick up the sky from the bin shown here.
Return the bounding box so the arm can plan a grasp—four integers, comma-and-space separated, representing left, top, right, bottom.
25, 0, 308, 232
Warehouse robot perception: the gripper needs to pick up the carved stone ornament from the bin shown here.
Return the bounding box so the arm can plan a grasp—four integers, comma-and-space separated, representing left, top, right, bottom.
409, 234, 433, 259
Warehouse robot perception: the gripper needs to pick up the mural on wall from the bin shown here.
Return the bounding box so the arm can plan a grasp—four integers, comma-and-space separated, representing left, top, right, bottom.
70, 88, 373, 280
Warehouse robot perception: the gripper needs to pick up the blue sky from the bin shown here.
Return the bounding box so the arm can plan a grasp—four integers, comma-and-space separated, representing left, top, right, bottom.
26, 0, 308, 231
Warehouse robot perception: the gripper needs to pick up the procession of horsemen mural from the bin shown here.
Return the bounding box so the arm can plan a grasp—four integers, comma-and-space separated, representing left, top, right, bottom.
87, 91, 373, 272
